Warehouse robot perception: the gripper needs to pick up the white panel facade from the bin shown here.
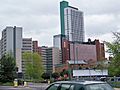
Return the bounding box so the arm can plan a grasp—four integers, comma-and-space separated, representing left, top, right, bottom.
15, 27, 22, 72
53, 35, 61, 49
6, 27, 14, 54
22, 38, 33, 53
0, 26, 22, 72
73, 69, 108, 76
64, 7, 84, 42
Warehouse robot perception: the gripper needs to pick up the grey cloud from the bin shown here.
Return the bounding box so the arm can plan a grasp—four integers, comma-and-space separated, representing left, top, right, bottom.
0, 0, 59, 16
24, 27, 59, 46
84, 14, 120, 36
0, 0, 120, 46
0, 11, 59, 32
69, 0, 120, 15
85, 15, 119, 36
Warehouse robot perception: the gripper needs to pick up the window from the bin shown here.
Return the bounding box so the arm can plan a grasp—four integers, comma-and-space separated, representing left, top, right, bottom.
46, 83, 59, 90
75, 84, 84, 90
85, 83, 114, 90
60, 84, 71, 90
69, 85, 74, 90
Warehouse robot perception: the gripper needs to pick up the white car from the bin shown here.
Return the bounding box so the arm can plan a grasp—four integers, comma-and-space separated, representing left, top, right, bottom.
45, 80, 114, 90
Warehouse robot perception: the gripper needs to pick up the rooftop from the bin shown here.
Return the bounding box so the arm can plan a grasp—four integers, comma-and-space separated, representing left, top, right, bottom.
54, 80, 106, 85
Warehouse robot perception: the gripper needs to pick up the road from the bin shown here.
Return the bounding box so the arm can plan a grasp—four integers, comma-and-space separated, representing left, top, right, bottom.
0, 86, 32, 90
0, 83, 48, 90
0, 83, 119, 90
0, 86, 47, 90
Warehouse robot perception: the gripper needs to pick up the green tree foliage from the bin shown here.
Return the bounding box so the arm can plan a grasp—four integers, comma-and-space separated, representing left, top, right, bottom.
105, 32, 120, 76
96, 60, 108, 70
0, 54, 16, 83
41, 72, 50, 80
22, 52, 44, 81
52, 72, 60, 79
60, 69, 68, 77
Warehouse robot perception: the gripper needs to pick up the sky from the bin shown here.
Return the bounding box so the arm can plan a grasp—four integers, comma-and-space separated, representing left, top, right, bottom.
0, 0, 120, 46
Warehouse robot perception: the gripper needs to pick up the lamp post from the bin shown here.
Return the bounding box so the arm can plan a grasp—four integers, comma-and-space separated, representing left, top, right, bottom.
76, 46, 78, 69
72, 42, 76, 70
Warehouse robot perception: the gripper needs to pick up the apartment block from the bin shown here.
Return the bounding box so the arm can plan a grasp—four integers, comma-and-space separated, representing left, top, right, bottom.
33, 41, 41, 55
22, 38, 33, 53
22, 38, 33, 73
0, 26, 22, 72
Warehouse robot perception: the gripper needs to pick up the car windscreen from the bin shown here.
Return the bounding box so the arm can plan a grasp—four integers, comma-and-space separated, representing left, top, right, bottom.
85, 83, 114, 90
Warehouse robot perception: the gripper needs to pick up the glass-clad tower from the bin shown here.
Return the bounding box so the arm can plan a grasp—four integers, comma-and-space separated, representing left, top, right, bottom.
60, 1, 68, 35
60, 1, 84, 42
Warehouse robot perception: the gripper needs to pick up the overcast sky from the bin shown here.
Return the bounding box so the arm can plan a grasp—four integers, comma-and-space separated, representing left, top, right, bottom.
0, 0, 120, 46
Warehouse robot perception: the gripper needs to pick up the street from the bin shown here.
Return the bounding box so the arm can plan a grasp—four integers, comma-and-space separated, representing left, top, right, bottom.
0, 83, 48, 90
0, 86, 32, 90
0, 83, 119, 90
0, 86, 47, 90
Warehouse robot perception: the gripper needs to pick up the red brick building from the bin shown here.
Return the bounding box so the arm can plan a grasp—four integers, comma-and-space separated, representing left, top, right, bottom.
32, 41, 41, 55
62, 39, 105, 66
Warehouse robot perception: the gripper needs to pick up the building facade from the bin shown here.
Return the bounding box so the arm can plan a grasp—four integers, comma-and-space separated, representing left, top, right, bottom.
46, 47, 61, 73
0, 26, 22, 72
60, 1, 84, 42
70, 42, 97, 65
40, 46, 48, 72
69, 39, 105, 65
64, 7, 84, 42
53, 34, 62, 50
22, 38, 33, 73
33, 41, 41, 55
22, 38, 33, 53
53, 34, 66, 64
37, 46, 61, 73
59, 1, 85, 65
60, 1, 69, 35
55, 39, 105, 72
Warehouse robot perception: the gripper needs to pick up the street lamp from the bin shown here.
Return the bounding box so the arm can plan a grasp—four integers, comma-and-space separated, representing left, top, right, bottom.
76, 46, 78, 69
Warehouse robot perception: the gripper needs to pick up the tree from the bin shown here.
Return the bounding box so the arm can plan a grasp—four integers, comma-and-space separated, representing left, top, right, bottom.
52, 72, 60, 79
96, 60, 108, 70
60, 69, 69, 77
22, 52, 44, 81
105, 32, 120, 76
41, 72, 50, 80
0, 54, 16, 83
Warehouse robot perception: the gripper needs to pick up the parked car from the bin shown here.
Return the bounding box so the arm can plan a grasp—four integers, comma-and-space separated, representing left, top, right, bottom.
45, 80, 114, 90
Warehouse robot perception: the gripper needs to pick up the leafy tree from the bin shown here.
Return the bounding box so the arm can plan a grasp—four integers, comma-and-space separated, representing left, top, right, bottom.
105, 32, 120, 76
41, 72, 50, 80
0, 54, 16, 83
60, 69, 68, 77
52, 72, 60, 79
22, 52, 44, 81
96, 60, 108, 70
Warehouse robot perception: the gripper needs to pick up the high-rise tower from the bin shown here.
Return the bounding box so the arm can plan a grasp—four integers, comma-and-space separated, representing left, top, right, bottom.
64, 7, 84, 42
60, 1, 69, 35
1, 26, 22, 72
60, 1, 84, 42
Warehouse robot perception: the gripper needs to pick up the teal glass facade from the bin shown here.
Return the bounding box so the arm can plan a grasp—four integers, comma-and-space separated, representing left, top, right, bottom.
60, 1, 68, 35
